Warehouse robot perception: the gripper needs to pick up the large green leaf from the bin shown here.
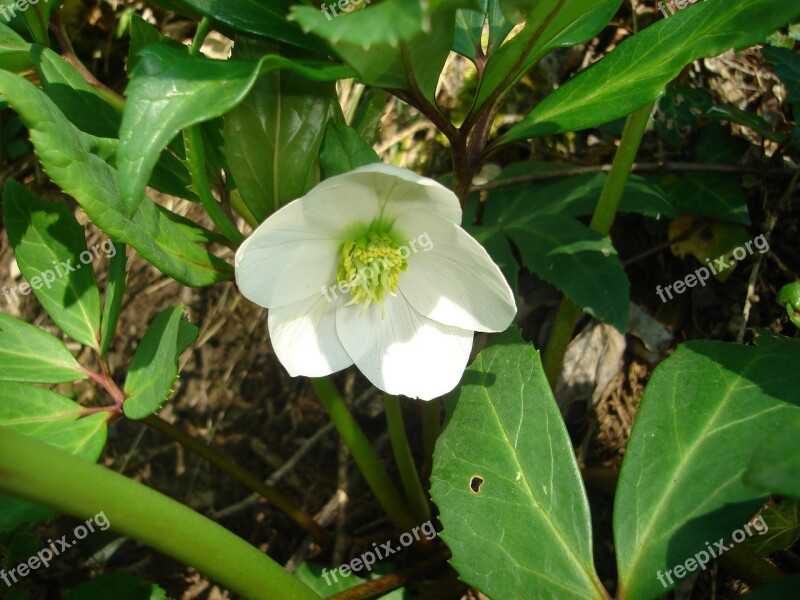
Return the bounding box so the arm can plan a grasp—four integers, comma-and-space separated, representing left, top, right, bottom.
0, 382, 107, 532
506, 215, 629, 331
665, 172, 750, 225
223, 37, 340, 222
30, 45, 120, 138
0, 20, 31, 72
0, 70, 232, 286
152, 0, 330, 54
15, 0, 64, 45
744, 410, 800, 500
319, 122, 379, 180
291, 0, 477, 98
501, 0, 800, 141
3, 181, 101, 349
119, 44, 353, 217
0, 313, 86, 383
123, 306, 198, 420
483, 169, 676, 221
614, 334, 800, 599
430, 329, 606, 600
475, 0, 622, 111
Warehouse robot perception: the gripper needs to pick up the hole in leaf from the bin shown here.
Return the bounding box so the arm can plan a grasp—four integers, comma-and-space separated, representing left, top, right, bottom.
470, 475, 484, 494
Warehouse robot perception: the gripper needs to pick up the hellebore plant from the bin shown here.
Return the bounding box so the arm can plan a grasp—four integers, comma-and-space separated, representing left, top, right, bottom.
235, 164, 517, 400
1, 1, 800, 599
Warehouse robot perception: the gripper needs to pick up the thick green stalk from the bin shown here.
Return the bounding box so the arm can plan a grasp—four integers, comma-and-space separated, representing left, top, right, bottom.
311, 378, 418, 532
589, 103, 655, 235
543, 102, 655, 386
383, 394, 430, 523
0, 428, 321, 600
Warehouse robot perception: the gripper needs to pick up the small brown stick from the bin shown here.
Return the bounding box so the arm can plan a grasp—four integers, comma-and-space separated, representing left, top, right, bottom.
325, 551, 451, 600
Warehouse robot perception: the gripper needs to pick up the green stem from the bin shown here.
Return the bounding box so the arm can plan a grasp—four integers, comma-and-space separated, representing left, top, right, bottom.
383, 394, 430, 523
420, 399, 441, 477
542, 102, 655, 387
311, 378, 418, 532
589, 102, 654, 235
0, 427, 321, 600
142, 415, 332, 547
190, 17, 213, 55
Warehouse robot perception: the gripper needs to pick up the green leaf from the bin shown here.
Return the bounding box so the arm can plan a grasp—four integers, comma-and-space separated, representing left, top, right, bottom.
430, 328, 606, 600
743, 499, 800, 555
123, 305, 198, 420
614, 335, 800, 599
0, 21, 31, 72
654, 85, 711, 148
777, 281, 800, 329
99, 242, 127, 356
0, 70, 233, 286
454, 0, 517, 58
127, 14, 184, 73
16, 0, 64, 45
0, 313, 86, 383
30, 46, 120, 138
665, 172, 750, 225
506, 215, 629, 331
501, 0, 800, 142
476, 0, 622, 111
0, 381, 107, 532
763, 45, 800, 108
484, 169, 676, 221
0, 382, 106, 459
119, 44, 353, 217
291, 0, 425, 50
67, 573, 167, 600
350, 88, 389, 146
320, 122, 379, 180
0, 494, 54, 533
743, 410, 800, 499
693, 122, 749, 165
3, 181, 101, 349
291, 0, 477, 99
158, 0, 330, 54
467, 225, 519, 295
223, 37, 340, 222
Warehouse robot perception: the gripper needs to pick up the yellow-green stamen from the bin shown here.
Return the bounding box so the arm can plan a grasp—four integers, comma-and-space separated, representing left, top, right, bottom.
338, 231, 407, 312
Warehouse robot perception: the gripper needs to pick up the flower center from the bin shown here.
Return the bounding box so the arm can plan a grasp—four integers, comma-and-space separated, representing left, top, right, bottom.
338, 231, 407, 310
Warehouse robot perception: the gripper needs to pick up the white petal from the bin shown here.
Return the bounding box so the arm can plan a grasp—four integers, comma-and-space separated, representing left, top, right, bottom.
336, 293, 473, 400
395, 211, 517, 332
338, 163, 462, 226
235, 185, 381, 309
269, 294, 353, 377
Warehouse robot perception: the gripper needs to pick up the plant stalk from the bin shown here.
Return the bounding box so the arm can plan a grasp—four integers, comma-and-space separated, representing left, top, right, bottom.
312, 378, 418, 532
543, 101, 655, 386
384, 394, 430, 523
0, 427, 321, 600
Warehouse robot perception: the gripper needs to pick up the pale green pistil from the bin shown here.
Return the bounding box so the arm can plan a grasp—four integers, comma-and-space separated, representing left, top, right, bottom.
338, 232, 407, 311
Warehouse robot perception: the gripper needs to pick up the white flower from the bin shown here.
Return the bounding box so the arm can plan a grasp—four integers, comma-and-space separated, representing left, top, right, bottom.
235, 164, 516, 400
